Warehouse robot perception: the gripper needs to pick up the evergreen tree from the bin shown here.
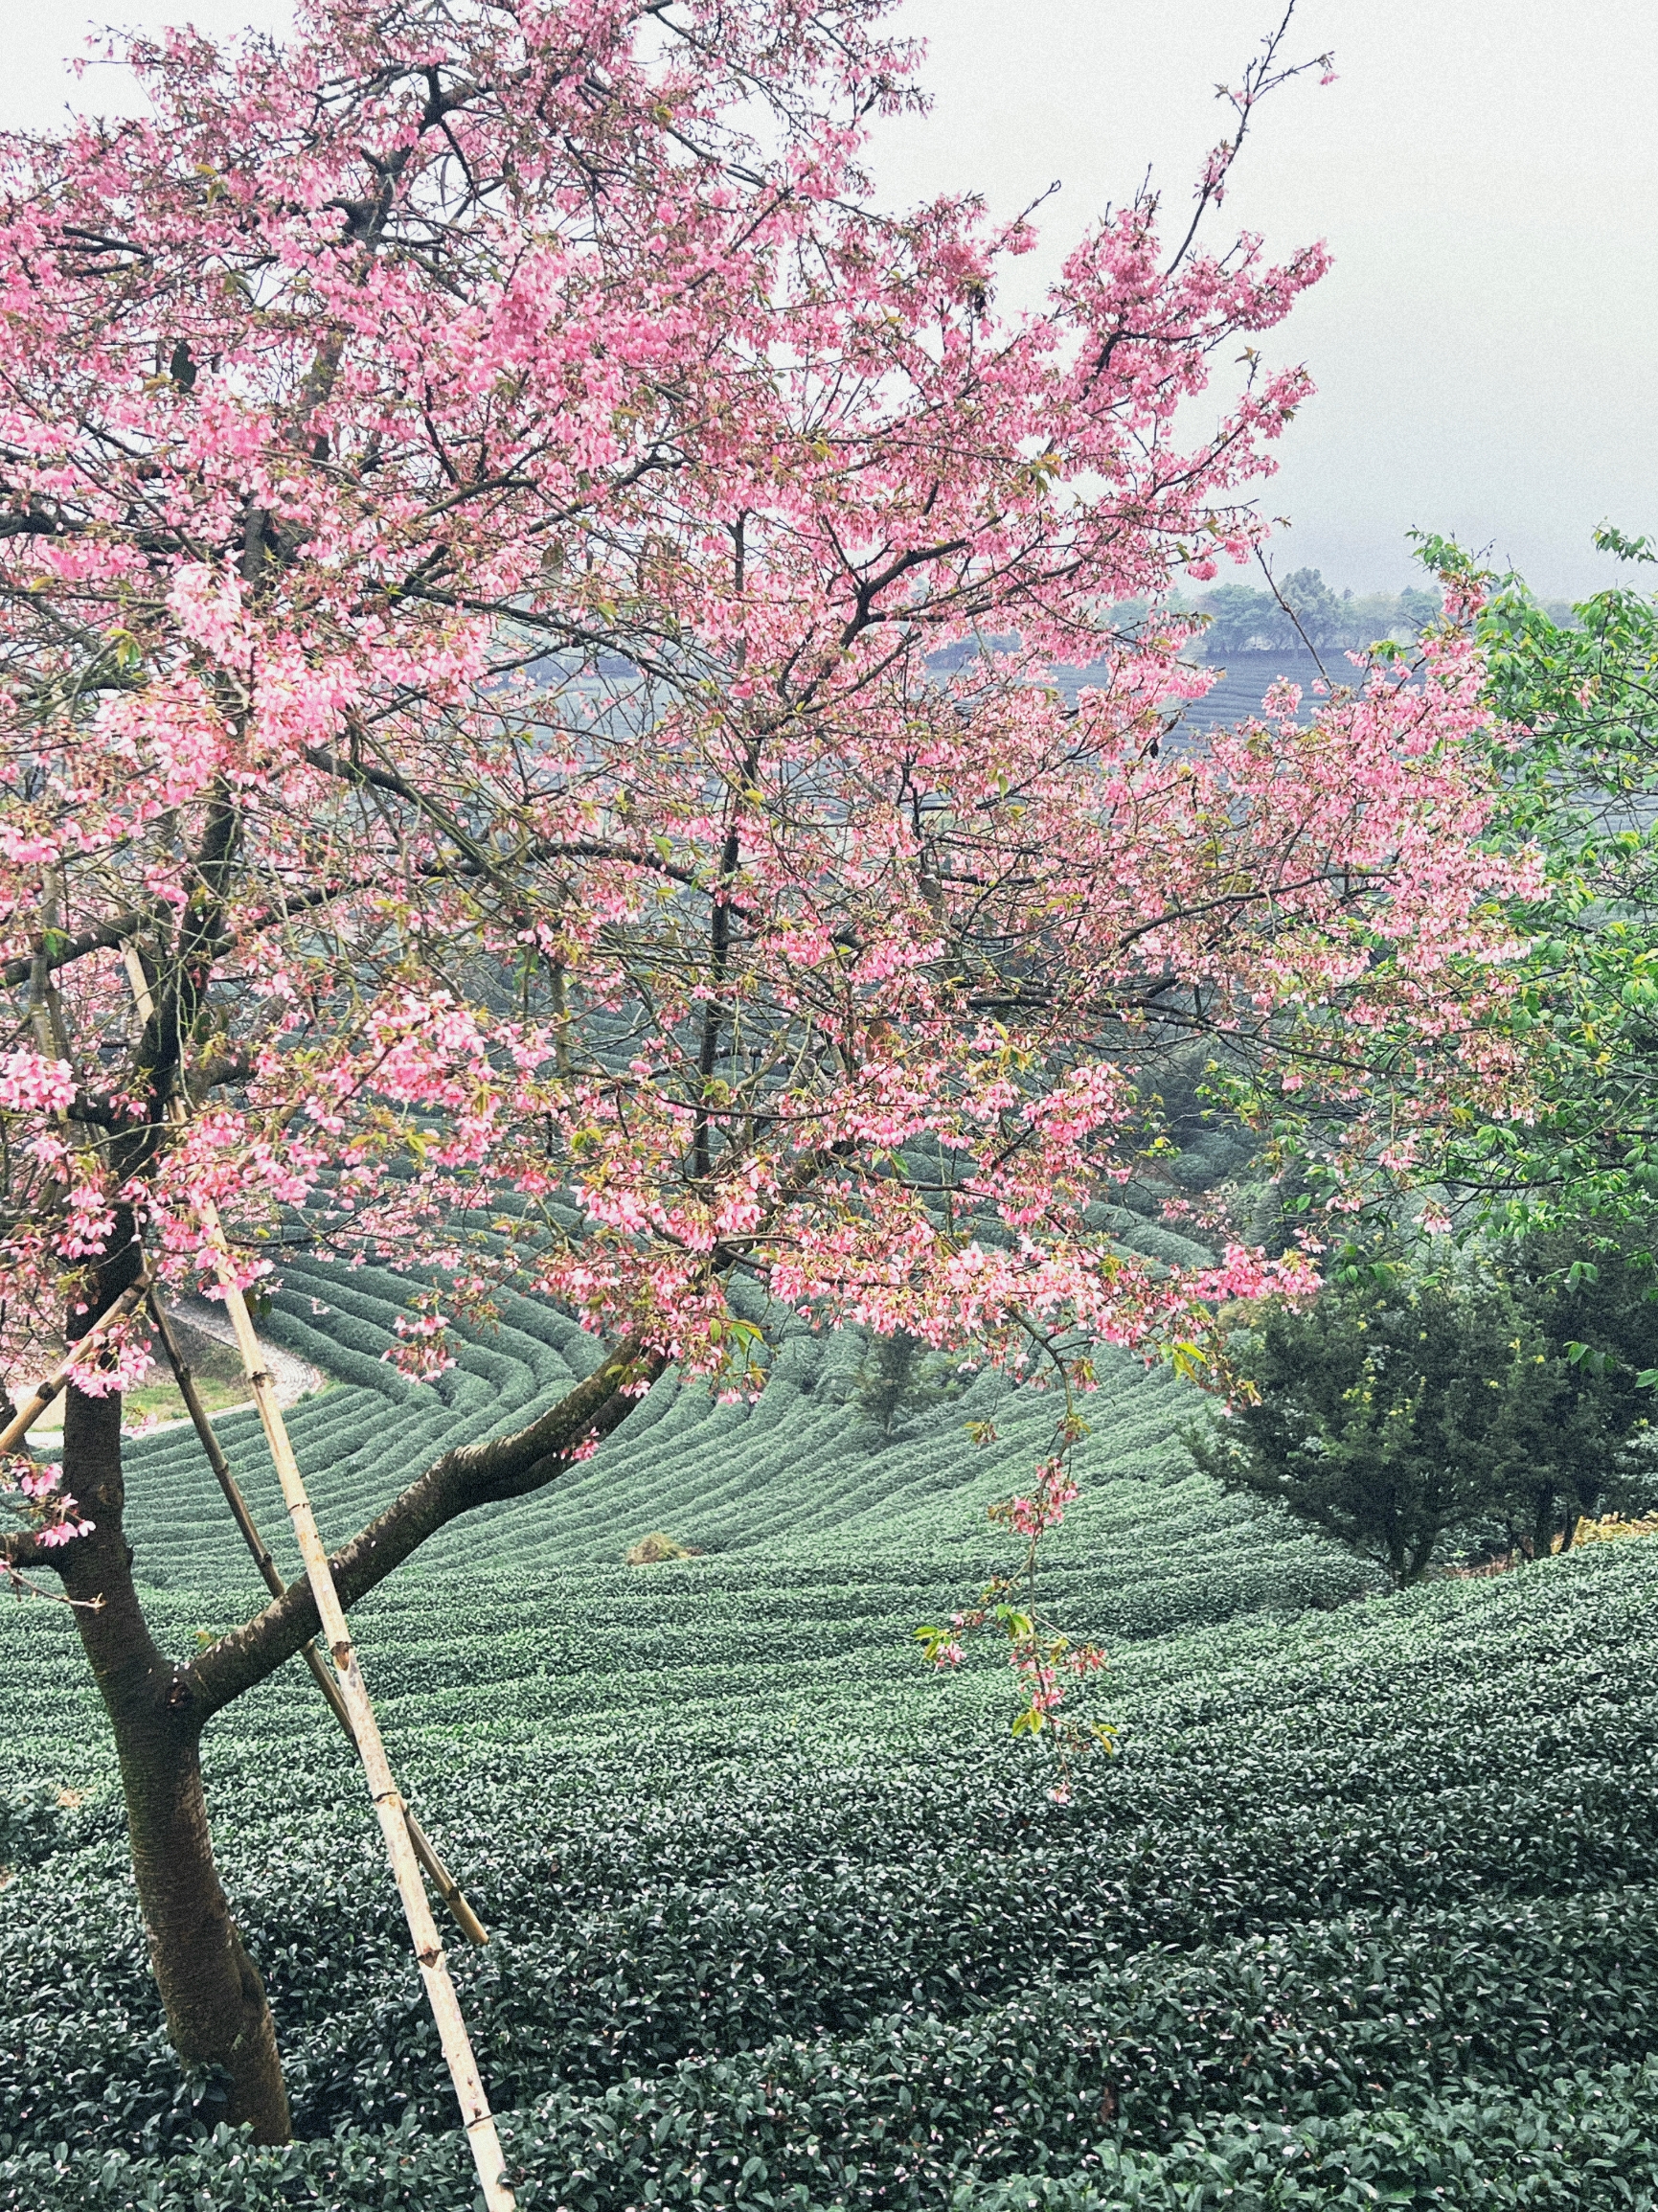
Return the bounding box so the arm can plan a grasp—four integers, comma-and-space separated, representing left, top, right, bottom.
856, 1330, 960, 1439
1192, 1266, 1527, 1585
1192, 1240, 1658, 1585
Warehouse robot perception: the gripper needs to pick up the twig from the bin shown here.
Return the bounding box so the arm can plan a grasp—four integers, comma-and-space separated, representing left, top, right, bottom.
0, 1276, 152, 1457
3, 1565, 105, 1610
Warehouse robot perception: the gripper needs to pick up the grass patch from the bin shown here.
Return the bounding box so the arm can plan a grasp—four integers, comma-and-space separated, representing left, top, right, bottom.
32, 1371, 255, 1433
624, 1530, 703, 1564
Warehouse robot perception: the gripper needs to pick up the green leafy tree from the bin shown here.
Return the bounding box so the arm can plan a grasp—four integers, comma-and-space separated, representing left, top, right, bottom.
1197, 582, 1281, 654
1192, 1238, 1658, 1585
1489, 1235, 1658, 1557
1397, 582, 1442, 632
856, 1329, 960, 1439
1418, 529, 1658, 1236
1192, 1266, 1531, 1585
1278, 566, 1348, 650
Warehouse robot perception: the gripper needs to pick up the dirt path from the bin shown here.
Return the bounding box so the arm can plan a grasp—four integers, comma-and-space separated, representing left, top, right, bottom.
31, 1297, 326, 1450
165, 1294, 325, 1408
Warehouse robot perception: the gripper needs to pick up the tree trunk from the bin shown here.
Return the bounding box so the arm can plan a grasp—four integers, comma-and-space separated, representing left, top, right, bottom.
34, 1249, 649, 2138
112, 1691, 290, 2140
1530, 1482, 1556, 1564
55, 1375, 291, 2142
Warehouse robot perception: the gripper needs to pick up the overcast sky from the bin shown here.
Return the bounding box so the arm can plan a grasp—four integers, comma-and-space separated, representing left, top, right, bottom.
7, 0, 1652, 598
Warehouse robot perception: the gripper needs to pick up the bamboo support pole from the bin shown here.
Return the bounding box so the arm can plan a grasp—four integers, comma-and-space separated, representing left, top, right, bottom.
196, 1206, 514, 2206
146, 1293, 488, 1946
124, 951, 514, 2210
0, 1278, 152, 1458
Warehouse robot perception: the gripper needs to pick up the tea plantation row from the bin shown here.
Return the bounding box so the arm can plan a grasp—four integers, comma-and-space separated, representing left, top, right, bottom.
5, 1246, 1658, 2208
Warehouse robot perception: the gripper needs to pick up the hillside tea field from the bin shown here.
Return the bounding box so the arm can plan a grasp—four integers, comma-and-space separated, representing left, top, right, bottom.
5, 1249, 1658, 2210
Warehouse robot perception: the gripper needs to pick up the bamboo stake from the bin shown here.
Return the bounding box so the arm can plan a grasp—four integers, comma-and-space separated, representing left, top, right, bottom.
0, 1278, 152, 1458
124, 951, 514, 2211
146, 1292, 488, 1946
196, 1206, 514, 2206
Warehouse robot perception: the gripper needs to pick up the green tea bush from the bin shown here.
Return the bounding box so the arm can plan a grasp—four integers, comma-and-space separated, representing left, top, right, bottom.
4, 1258, 1658, 2208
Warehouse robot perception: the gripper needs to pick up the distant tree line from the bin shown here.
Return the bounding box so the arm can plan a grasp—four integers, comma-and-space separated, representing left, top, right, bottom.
1195, 570, 1443, 655
1089, 570, 1442, 659
932, 570, 1583, 673
1195, 569, 1582, 658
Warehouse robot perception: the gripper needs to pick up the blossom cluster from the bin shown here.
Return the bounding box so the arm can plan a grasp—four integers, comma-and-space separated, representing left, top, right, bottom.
1, 1461, 94, 1552
0, 0, 1532, 1665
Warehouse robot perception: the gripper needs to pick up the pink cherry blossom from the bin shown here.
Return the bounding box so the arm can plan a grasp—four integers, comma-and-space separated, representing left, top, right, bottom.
0, 0, 1528, 1720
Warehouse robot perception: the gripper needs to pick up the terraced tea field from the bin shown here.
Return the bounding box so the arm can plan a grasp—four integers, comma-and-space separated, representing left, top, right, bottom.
5, 1243, 1658, 2209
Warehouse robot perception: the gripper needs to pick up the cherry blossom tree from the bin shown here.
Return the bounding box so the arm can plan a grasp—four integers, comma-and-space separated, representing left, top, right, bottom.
0, 0, 1519, 2141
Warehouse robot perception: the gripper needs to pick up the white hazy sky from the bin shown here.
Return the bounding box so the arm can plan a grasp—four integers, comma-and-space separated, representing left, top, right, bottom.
7, 0, 1653, 598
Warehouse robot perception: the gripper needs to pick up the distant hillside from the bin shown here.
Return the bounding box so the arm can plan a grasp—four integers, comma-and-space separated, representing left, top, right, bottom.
1051, 648, 1332, 727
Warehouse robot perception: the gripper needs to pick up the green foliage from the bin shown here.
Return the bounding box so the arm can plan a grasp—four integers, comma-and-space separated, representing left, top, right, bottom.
1484, 1231, 1658, 1552
1192, 1236, 1658, 1583
7, 1252, 1658, 2207
1419, 528, 1658, 1235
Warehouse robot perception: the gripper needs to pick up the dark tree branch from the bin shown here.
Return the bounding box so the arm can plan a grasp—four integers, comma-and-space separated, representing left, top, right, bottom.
184, 1335, 663, 1718
3, 909, 153, 989
1, 1526, 54, 1572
